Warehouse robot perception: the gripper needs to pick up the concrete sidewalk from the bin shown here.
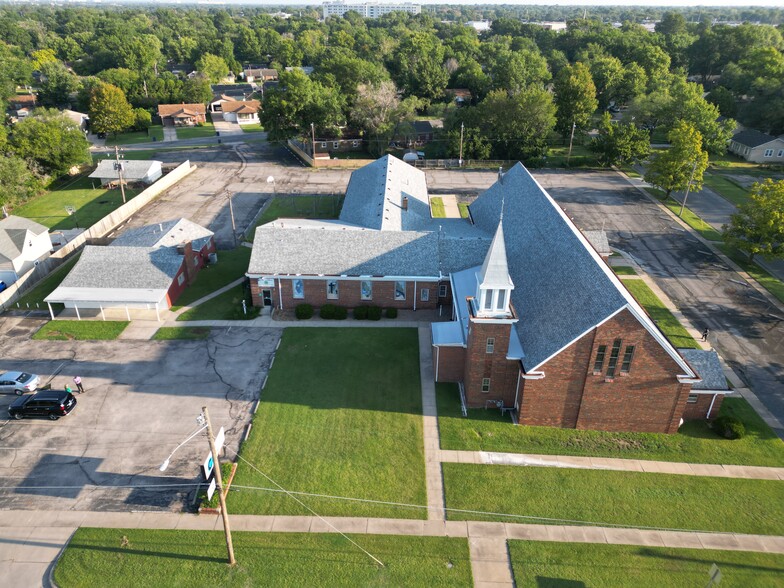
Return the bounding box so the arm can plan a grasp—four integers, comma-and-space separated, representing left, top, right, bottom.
419, 326, 446, 521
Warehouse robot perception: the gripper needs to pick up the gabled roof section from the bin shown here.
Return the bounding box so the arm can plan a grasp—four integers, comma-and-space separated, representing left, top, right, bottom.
678, 349, 729, 392
0, 216, 48, 262
222, 100, 260, 114
157, 103, 206, 117
111, 219, 213, 251
731, 129, 782, 148
478, 223, 514, 290
338, 154, 429, 231
89, 159, 162, 181
469, 164, 695, 378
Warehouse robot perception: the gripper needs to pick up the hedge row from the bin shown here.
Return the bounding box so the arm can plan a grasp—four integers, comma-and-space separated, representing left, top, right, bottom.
295, 304, 398, 321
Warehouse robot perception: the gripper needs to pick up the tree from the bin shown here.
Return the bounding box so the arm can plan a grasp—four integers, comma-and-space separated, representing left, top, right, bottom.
590, 113, 650, 167
553, 62, 598, 139
588, 56, 623, 108
644, 122, 708, 200
9, 109, 90, 177
723, 179, 784, 262
705, 86, 737, 118
350, 81, 417, 156
132, 108, 152, 131
30, 48, 58, 71
38, 61, 81, 107
0, 155, 42, 209
488, 48, 550, 95
195, 53, 229, 84
181, 75, 213, 105
89, 83, 134, 136
391, 31, 449, 102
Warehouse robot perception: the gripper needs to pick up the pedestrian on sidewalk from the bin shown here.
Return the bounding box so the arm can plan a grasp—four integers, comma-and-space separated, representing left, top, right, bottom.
73, 376, 85, 394
701, 328, 710, 342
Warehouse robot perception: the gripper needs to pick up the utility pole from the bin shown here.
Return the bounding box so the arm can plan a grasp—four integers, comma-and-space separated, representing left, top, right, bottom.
114, 146, 126, 204
458, 122, 464, 167
311, 122, 316, 159
567, 121, 576, 166
679, 160, 699, 218
203, 406, 236, 566
226, 191, 237, 247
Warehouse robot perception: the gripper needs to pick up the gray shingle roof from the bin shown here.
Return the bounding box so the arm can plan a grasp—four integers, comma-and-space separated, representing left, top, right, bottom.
248, 221, 439, 277
0, 215, 48, 261
89, 159, 162, 181
678, 349, 729, 391
57, 245, 182, 290
731, 129, 779, 148
111, 219, 213, 251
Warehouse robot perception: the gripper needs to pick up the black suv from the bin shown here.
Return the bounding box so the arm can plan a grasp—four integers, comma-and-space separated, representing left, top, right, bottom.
8, 390, 77, 420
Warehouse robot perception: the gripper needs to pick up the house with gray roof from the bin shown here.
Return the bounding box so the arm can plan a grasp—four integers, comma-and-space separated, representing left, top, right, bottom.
247, 155, 725, 433
45, 219, 215, 320
728, 129, 784, 163
89, 159, 163, 187
0, 216, 52, 286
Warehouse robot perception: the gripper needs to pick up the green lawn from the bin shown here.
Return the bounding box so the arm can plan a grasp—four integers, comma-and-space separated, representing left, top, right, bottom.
619, 164, 642, 178
612, 265, 637, 275
33, 320, 128, 340
170, 247, 251, 310
545, 144, 600, 168
430, 197, 446, 218
11, 255, 79, 311
176, 284, 259, 321
175, 123, 216, 140
458, 202, 470, 219
241, 123, 264, 133
716, 244, 784, 305
621, 279, 699, 349
250, 194, 344, 240
659, 197, 724, 242
443, 463, 784, 535
12, 175, 141, 230
509, 541, 784, 587
437, 385, 784, 466
152, 327, 211, 340
54, 529, 471, 588
105, 126, 163, 146
230, 328, 426, 518
703, 173, 750, 207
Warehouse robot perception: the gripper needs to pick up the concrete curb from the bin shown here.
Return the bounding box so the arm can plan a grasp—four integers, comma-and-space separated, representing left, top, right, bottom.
44, 528, 76, 588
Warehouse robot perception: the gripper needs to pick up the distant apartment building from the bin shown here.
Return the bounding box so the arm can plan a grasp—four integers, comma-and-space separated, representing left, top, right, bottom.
322, 1, 421, 19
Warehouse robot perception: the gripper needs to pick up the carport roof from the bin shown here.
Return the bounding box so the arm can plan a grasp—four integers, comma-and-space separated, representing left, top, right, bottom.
44, 286, 168, 305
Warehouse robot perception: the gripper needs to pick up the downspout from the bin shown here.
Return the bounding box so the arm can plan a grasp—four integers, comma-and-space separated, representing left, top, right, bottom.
435, 345, 440, 381
278, 278, 283, 310
413, 280, 417, 311
513, 368, 521, 410
707, 393, 718, 419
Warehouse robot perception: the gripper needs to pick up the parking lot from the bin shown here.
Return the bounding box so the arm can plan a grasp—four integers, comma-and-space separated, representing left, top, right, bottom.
0, 318, 279, 512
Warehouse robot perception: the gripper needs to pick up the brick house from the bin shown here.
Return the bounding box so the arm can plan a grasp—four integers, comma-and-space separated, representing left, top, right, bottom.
45, 219, 215, 320
157, 103, 207, 127
247, 156, 728, 433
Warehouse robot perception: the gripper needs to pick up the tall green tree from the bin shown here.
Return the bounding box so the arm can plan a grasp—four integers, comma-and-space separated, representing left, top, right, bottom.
195, 53, 229, 84
644, 121, 708, 200
723, 179, 784, 262
350, 80, 417, 156
590, 113, 650, 167
0, 155, 42, 209
553, 62, 598, 139
88, 83, 134, 136
391, 31, 449, 102
181, 75, 213, 105
9, 109, 90, 176
37, 61, 81, 107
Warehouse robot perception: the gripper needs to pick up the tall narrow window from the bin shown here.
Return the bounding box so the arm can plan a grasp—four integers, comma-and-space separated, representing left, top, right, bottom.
620, 345, 635, 374
486, 338, 495, 354
292, 279, 305, 299
326, 280, 339, 299
360, 281, 372, 301
394, 281, 406, 300
593, 345, 607, 373
484, 290, 493, 310
606, 339, 622, 378
496, 290, 506, 310
439, 284, 448, 297
481, 378, 490, 393
420, 288, 429, 302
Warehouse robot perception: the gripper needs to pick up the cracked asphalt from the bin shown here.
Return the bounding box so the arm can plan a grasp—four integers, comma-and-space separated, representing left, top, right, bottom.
0, 320, 279, 512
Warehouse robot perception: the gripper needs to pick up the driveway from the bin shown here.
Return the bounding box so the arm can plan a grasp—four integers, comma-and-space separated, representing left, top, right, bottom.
212, 112, 243, 137
0, 320, 279, 512
162, 126, 177, 142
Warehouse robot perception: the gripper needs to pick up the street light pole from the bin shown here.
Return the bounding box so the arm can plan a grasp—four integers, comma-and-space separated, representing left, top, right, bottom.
114, 146, 126, 204
458, 122, 464, 167
567, 121, 576, 165
678, 160, 699, 218
225, 191, 237, 248
203, 405, 236, 566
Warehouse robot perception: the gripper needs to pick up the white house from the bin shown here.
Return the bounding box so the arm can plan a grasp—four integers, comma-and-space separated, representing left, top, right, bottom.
729, 130, 784, 164
221, 99, 260, 124
89, 160, 163, 186
0, 216, 52, 286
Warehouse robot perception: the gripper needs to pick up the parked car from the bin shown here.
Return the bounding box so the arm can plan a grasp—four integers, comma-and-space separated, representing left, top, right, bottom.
0, 371, 40, 395
8, 389, 77, 420
0, 280, 7, 293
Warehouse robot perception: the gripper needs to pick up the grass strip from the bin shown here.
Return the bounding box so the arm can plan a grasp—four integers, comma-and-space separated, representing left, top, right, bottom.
437, 385, 784, 466
458, 202, 470, 218
443, 463, 784, 535
231, 328, 427, 518
509, 540, 784, 587
176, 284, 259, 321
175, 123, 216, 140
12, 255, 79, 311
170, 247, 251, 309
105, 126, 163, 146
612, 265, 637, 275
240, 123, 264, 133
54, 529, 471, 588
430, 197, 446, 218
33, 320, 128, 340
703, 173, 750, 207
621, 279, 699, 349
716, 244, 784, 305
152, 327, 211, 340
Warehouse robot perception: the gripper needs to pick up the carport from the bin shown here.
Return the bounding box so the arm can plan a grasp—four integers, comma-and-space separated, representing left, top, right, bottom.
44, 286, 168, 321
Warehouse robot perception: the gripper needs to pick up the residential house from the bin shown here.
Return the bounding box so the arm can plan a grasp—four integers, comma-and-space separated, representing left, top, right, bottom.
61, 109, 89, 133
247, 155, 728, 433
728, 129, 784, 163
157, 103, 207, 127
0, 216, 52, 286
243, 68, 277, 83
89, 160, 163, 187
44, 219, 215, 320
411, 120, 441, 144
8, 93, 36, 118
445, 89, 472, 106
221, 99, 261, 124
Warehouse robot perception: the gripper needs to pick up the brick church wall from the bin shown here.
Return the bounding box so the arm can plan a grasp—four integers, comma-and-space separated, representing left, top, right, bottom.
463, 319, 520, 409
433, 345, 465, 382
682, 393, 724, 420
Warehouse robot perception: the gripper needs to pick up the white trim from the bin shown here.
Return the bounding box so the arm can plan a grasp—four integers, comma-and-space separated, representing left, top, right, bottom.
435, 345, 439, 380
689, 389, 732, 395
707, 393, 718, 418
513, 369, 521, 410
247, 273, 440, 282
278, 277, 284, 309
521, 371, 545, 380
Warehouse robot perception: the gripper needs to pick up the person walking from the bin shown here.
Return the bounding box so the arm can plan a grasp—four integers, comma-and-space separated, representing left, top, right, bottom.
701, 328, 710, 342
73, 376, 85, 394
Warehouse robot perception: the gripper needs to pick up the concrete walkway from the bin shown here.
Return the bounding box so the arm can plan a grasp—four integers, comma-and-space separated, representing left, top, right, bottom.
469, 538, 515, 587
419, 326, 445, 521
162, 127, 177, 142
440, 194, 462, 218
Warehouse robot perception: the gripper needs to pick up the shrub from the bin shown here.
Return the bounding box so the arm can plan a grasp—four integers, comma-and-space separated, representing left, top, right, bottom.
320, 304, 336, 319
295, 304, 313, 320
713, 415, 746, 440
367, 306, 382, 321
334, 306, 348, 320
385, 307, 398, 319
354, 306, 368, 320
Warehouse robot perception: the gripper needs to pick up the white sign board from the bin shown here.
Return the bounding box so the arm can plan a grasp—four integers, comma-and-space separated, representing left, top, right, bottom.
207, 477, 217, 501
215, 426, 225, 455
202, 453, 214, 480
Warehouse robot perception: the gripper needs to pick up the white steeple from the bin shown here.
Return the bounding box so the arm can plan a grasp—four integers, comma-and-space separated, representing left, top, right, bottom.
476, 222, 514, 317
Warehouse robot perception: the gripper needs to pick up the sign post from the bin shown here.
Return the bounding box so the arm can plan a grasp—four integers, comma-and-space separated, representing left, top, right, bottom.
203, 406, 235, 565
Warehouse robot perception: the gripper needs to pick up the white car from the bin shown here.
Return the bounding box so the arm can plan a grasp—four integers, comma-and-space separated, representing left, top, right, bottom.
0, 372, 40, 395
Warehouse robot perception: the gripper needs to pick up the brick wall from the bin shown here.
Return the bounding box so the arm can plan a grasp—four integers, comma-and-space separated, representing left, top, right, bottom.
463, 318, 520, 409
165, 238, 216, 307
433, 345, 465, 382
682, 393, 724, 420
250, 277, 438, 310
